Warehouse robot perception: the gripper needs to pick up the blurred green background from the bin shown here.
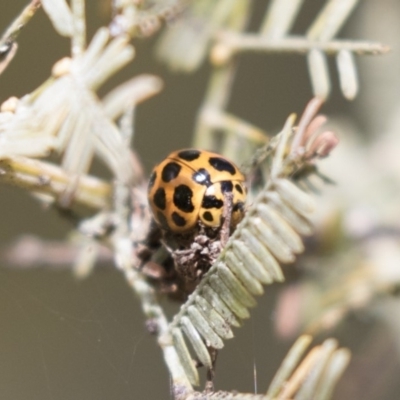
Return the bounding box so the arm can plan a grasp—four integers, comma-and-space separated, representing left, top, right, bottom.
0, 1, 399, 399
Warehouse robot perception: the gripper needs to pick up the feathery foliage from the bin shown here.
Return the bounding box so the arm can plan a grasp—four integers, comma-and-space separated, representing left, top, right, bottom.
0, 1, 395, 399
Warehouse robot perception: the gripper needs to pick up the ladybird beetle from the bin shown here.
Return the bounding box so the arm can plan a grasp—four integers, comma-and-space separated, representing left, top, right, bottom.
148, 149, 247, 233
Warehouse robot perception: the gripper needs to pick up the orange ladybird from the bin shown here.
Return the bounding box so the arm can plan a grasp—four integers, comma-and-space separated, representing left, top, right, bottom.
148, 149, 247, 233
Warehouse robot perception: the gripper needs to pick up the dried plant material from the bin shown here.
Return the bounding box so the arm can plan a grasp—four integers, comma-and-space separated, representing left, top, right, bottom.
263, 193, 314, 237
217, 262, 258, 305
208, 274, 251, 319
200, 109, 268, 145
249, 215, 296, 264
172, 327, 200, 386
187, 305, 224, 349
306, 0, 359, 41
277, 346, 322, 399
182, 336, 349, 399
305, 0, 363, 99
188, 392, 271, 400
41, 0, 74, 37
180, 315, 212, 369
254, 204, 304, 254
0, 155, 111, 209
195, 295, 234, 340
201, 285, 241, 328
0, 0, 42, 75
75, 28, 134, 90
1, 235, 112, 269
208, 0, 387, 100
269, 123, 400, 343
129, 274, 194, 395
240, 227, 284, 282
266, 335, 313, 398
260, 0, 303, 39
0, 96, 19, 112
156, 14, 211, 72
274, 180, 315, 216
0, 28, 136, 195
72, 239, 100, 279
231, 239, 273, 284
71, 0, 87, 55
307, 50, 331, 100
336, 50, 359, 100
114, 231, 194, 394
110, 0, 188, 38
102, 75, 163, 120
156, 0, 250, 72
271, 114, 296, 177
294, 339, 338, 399
288, 97, 340, 168
0, 0, 41, 48
193, 65, 238, 151
188, 393, 270, 400
215, 33, 389, 58
223, 251, 264, 295
313, 349, 351, 400
192, 0, 383, 177
0, 42, 18, 75
268, 338, 350, 400
298, 237, 400, 337
306, 130, 339, 159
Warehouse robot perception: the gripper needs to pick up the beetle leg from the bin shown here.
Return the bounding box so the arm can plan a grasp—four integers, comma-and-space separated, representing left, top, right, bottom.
220, 191, 234, 246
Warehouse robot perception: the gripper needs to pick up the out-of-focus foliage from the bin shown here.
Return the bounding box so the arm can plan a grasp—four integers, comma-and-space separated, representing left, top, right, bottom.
0, 1, 397, 399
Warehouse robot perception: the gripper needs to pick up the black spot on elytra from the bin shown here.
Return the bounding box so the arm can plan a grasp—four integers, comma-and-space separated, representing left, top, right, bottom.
162, 162, 181, 182
178, 149, 201, 161
153, 188, 166, 210
235, 183, 243, 194
173, 185, 194, 213
156, 211, 170, 230
172, 212, 186, 227
209, 157, 236, 175
220, 181, 233, 193
202, 195, 223, 209
202, 211, 213, 222
148, 171, 156, 190
233, 202, 244, 212
192, 168, 211, 186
